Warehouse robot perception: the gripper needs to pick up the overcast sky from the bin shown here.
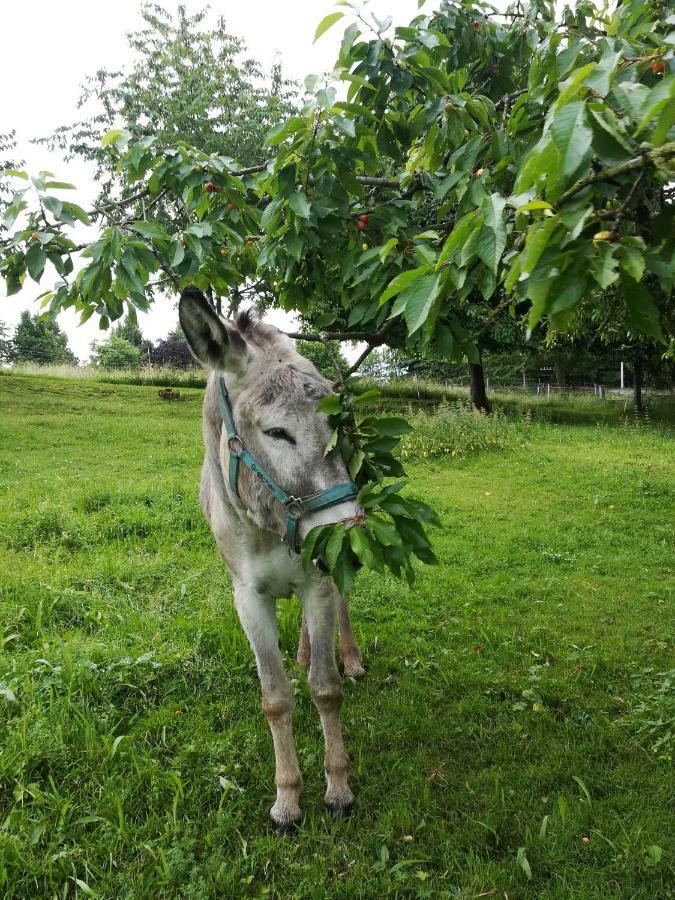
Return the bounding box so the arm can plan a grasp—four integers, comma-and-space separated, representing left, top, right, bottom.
2, 0, 421, 360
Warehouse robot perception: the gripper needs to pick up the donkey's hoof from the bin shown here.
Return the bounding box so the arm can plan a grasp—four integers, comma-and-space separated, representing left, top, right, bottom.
325, 785, 355, 818
270, 802, 302, 833
272, 816, 300, 835
327, 798, 354, 819
341, 657, 366, 679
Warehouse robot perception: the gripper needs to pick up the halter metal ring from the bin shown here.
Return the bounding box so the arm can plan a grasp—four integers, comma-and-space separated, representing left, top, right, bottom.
228, 435, 243, 454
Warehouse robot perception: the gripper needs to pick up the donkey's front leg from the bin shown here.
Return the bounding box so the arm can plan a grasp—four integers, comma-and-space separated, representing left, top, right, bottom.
234, 586, 302, 829
300, 582, 354, 815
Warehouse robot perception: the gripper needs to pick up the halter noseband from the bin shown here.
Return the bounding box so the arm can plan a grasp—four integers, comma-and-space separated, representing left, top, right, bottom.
217, 376, 358, 553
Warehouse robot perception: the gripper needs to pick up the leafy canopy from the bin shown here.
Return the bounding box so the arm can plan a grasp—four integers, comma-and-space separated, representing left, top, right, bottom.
2, 0, 674, 588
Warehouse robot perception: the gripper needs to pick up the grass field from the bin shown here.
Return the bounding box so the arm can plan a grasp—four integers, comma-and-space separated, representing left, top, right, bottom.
0, 373, 673, 899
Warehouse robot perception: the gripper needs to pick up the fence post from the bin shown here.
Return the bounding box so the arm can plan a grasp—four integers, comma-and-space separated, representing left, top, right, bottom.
547, 383, 551, 402
620, 361, 624, 391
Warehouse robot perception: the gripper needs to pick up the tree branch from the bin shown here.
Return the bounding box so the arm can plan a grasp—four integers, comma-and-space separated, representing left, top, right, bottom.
339, 343, 377, 384
555, 141, 675, 208
285, 318, 396, 346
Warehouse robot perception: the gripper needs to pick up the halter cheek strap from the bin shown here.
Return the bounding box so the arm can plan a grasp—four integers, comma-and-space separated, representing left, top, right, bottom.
217, 376, 358, 553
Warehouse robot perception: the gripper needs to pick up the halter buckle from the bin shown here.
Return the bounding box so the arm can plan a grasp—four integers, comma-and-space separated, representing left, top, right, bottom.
285, 497, 304, 517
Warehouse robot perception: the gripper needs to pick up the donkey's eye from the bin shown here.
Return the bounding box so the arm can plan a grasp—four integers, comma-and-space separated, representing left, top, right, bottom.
264, 427, 296, 444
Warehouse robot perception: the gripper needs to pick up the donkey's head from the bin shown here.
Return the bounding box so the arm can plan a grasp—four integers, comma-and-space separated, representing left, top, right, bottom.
179, 286, 359, 542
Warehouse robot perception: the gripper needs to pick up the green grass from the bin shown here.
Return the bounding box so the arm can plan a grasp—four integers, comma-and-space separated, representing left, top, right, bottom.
0, 373, 673, 899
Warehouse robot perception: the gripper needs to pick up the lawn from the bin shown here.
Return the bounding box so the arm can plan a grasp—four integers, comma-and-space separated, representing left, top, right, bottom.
0, 373, 673, 899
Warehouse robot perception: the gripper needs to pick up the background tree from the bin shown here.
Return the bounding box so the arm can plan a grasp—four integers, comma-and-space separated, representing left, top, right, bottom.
1, 131, 23, 221
0, 321, 14, 362
111, 314, 144, 348
90, 335, 142, 370
148, 337, 195, 369
167, 321, 186, 341
39, 4, 297, 209
11, 312, 77, 365
295, 339, 349, 381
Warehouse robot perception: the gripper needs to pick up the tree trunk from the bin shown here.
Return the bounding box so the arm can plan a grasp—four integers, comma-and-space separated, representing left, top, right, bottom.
633, 348, 644, 412
469, 359, 491, 413
553, 354, 567, 388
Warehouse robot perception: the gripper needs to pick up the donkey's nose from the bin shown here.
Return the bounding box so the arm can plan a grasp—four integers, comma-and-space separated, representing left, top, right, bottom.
297, 497, 362, 542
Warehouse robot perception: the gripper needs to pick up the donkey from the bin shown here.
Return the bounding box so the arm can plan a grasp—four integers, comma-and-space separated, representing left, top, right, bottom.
179, 286, 365, 829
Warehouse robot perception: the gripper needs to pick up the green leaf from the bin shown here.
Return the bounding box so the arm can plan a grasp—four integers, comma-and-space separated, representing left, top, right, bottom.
622, 275, 664, 342
619, 245, 645, 282
437, 210, 482, 268
326, 524, 346, 571
517, 200, 554, 213
652, 95, 675, 145
359, 416, 412, 437
348, 449, 365, 479
288, 191, 311, 219
379, 266, 429, 306
102, 129, 126, 146
556, 63, 597, 106
301, 524, 332, 570
399, 275, 440, 335
433, 171, 463, 200
42, 196, 63, 219
316, 394, 342, 414
25, 245, 47, 282
349, 526, 380, 571
584, 47, 621, 97
333, 116, 356, 138
352, 388, 380, 406
551, 102, 592, 178
548, 266, 587, 315
369, 515, 402, 547
169, 241, 185, 267
522, 217, 561, 276
516, 847, 532, 880
635, 81, 675, 138
590, 243, 619, 289
265, 116, 308, 147
314, 11, 344, 42
476, 193, 507, 274
331, 548, 356, 597
61, 202, 91, 226
378, 238, 398, 262
130, 220, 169, 241
324, 428, 339, 455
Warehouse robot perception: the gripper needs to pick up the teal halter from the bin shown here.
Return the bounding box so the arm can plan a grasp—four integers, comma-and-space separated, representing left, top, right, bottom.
217, 376, 359, 553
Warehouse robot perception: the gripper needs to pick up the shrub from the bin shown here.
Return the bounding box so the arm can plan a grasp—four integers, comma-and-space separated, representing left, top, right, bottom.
90, 336, 142, 371
399, 400, 527, 462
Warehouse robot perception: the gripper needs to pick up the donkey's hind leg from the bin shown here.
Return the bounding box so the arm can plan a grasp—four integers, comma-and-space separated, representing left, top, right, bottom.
298, 594, 365, 678
299, 582, 354, 816
235, 585, 302, 830
337, 594, 365, 678
297, 611, 311, 670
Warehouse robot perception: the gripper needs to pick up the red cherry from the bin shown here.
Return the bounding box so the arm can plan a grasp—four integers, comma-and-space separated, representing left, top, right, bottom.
205, 182, 215, 193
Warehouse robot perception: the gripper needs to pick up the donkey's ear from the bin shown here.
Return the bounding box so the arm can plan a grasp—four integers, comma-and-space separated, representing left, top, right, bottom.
179, 286, 248, 372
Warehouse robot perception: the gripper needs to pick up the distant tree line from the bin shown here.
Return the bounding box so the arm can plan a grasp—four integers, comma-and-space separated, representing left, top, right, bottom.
0, 312, 198, 370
